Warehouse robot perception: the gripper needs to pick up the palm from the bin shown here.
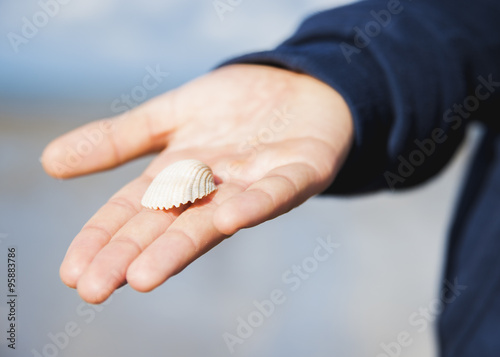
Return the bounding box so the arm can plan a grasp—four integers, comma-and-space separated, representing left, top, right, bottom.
43, 64, 353, 303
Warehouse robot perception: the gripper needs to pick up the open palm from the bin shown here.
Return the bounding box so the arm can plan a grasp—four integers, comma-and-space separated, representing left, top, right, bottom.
42, 64, 353, 303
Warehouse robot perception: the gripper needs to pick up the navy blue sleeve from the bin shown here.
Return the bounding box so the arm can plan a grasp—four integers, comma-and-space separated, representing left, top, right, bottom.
221, 0, 500, 193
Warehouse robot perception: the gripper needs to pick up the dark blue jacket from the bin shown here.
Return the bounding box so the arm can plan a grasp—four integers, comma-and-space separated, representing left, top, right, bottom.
224, 0, 500, 355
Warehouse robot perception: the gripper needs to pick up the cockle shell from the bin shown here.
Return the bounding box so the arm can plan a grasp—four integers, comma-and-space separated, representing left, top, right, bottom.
141, 159, 217, 210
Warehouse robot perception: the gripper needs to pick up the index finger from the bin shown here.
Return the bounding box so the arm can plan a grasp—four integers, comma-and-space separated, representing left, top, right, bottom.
125, 182, 245, 292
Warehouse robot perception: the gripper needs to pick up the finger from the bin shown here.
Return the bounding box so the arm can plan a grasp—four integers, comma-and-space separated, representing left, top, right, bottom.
59, 175, 150, 288
213, 163, 323, 235
42, 93, 176, 178
126, 183, 243, 292
76, 208, 182, 304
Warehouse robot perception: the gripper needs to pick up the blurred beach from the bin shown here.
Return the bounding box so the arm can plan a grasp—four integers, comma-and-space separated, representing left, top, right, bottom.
0, 112, 480, 356
0, 0, 481, 356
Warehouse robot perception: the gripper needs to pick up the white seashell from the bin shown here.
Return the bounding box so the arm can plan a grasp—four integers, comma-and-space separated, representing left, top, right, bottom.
141, 159, 217, 210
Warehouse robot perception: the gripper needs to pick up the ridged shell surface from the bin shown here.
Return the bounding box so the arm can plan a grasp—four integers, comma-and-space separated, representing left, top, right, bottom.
141, 159, 217, 210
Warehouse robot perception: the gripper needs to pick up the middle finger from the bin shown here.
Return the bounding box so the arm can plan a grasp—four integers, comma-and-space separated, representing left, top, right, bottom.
76, 206, 183, 303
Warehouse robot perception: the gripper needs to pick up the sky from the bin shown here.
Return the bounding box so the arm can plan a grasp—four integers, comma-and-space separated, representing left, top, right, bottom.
0, 0, 353, 117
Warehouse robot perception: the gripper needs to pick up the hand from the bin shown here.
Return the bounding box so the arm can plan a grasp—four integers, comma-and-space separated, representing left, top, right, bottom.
42, 64, 353, 303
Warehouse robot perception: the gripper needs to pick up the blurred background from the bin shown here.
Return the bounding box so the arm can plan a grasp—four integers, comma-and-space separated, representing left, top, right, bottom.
0, 0, 480, 356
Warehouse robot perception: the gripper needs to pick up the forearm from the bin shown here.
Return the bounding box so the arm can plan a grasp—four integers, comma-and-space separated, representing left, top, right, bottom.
221, 0, 500, 193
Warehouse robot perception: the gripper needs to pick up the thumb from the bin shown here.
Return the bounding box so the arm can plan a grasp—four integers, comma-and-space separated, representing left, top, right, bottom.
41, 92, 176, 178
